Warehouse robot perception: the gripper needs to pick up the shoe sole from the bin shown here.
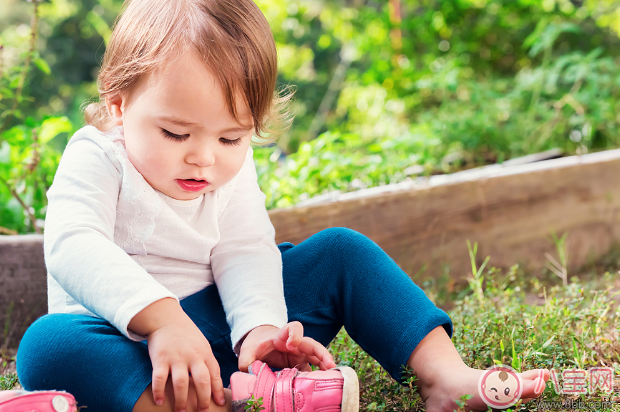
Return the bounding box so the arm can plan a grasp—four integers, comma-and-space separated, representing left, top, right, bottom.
333, 366, 359, 412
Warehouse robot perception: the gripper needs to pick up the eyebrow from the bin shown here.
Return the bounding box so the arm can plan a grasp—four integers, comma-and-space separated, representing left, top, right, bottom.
156, 115, 253, 133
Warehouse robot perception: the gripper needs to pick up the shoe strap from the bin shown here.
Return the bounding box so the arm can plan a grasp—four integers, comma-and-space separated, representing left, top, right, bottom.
274, 368, 298, 412
254, 362, 277, 412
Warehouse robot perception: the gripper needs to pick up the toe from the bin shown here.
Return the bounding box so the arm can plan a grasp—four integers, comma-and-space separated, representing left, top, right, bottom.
522, 376, 546, 399
521, 369, 550, 382
520, 368, 550, 397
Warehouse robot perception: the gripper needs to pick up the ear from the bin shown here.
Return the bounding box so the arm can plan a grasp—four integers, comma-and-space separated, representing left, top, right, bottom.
105, 94, 125, 126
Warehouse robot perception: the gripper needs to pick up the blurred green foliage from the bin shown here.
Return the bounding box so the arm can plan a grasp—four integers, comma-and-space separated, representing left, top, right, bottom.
0, 0, 71, 233
3, 0, 620, 230
255, 0, 620, 208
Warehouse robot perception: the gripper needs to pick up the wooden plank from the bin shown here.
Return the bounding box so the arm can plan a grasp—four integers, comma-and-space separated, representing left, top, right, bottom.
501, 148, 562, 167
268, 149, 620, 281
296, 148, 564, 207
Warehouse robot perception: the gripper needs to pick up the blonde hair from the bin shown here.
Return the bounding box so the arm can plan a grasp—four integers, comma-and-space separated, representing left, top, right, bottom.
83, 0, 293, 143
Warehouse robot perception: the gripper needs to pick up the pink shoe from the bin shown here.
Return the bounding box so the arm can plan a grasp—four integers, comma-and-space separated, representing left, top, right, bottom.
231, 360, 359, 412
0, 390, 77, 412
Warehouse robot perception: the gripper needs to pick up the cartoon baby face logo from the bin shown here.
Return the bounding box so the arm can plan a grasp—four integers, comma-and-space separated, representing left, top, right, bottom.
478, 365, 523, 409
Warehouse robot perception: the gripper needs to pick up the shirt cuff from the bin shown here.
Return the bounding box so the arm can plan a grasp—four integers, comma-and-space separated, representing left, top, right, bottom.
115, 292, 180, 342
234, 330, 252, 356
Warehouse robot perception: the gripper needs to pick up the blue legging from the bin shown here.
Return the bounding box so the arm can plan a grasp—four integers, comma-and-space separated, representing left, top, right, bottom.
16, 227, 453, 412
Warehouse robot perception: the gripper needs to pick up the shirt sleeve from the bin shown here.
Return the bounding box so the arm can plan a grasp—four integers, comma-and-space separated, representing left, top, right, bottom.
44, 129, 178, 341
210, 147, 288, 353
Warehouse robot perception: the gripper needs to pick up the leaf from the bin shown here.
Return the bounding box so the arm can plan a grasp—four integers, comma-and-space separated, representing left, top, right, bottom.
529, 22, 582, 57
572, 336, 580, 368
9, 77, 20, 88
0, 125, 26, 143
32, 58, 51, 75
0, 88, 14, 99
39, 116, 73, 145
467, 240, 477, 275
541, 335, 555, 350
478, 256, 490, 277
523, 17, 549, 49
511, 339, 521, 371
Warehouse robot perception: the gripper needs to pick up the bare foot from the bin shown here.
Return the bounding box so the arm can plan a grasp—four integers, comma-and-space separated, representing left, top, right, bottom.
406, 326, 550, 412
417, 364, 549, 412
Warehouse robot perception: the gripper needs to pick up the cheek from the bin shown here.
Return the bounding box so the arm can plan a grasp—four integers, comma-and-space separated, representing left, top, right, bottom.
125, 129, 174, 177
219, 147, 249, 177
142, 149, 170, 174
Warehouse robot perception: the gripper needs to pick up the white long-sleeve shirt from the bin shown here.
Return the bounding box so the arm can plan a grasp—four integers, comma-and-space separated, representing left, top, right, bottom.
44, 125, 288, 351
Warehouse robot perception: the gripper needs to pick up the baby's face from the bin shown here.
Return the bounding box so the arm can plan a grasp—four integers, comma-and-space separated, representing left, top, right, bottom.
107, 50, 254, 200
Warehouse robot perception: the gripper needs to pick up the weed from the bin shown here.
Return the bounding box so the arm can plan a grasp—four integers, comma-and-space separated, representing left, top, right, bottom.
244, 394, 265, 412
0, 372, 18, 391
454, 394, 473, 412
546, 231, 569, 287
466, 240, 490, 307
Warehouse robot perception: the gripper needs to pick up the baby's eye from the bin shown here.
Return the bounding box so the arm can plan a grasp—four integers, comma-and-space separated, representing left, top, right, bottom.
160, 128, 189, 141
220, 137, 243, 146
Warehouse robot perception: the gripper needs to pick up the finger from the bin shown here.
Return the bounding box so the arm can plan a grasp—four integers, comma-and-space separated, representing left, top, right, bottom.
190, 362, 212, 412
171, 364, 190, 412
239, 339, 271, 371
285, 321, 304, 351
296, 337, 337, 368
205, 353, 225, 407
298, 362, 313, 372
290, 349, 331, 371
152, 364, 170, 406
286, 351, 322, 370
273, 322, 302, 352
238, 343, 257, 372
302, 355, 323, 368
322, 353, 337, 369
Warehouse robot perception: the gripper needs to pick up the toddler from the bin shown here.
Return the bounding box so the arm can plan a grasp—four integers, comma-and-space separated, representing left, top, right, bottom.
16, 0, 550, 411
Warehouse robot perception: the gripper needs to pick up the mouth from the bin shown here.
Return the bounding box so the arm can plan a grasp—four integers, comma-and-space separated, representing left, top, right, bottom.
176, 178, 210, 192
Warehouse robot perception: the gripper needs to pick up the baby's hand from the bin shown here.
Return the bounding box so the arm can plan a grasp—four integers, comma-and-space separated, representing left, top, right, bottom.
147, 317, 225, 412
129, 298, 225, 412
237, 321, 337, 373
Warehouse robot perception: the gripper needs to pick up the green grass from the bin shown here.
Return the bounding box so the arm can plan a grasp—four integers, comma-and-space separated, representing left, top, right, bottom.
324, 247, 620, 411
3, 251, 620, 411
0, 372, 18, 391
0, 349, 18, 391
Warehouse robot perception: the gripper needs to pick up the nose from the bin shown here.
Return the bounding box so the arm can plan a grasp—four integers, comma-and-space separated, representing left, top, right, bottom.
185, 140, 216, 167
